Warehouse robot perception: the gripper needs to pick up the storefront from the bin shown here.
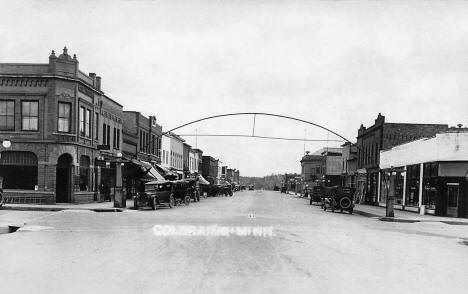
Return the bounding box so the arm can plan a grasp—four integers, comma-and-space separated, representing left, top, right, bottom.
379, 132, 468, 218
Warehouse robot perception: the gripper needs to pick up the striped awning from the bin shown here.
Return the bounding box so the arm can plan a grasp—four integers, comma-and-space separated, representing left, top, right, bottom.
0, 151, 37, 166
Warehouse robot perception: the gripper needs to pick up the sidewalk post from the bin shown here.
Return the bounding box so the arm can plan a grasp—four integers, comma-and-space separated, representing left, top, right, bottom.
114, 153, 125, 208
386, 167, 395, 217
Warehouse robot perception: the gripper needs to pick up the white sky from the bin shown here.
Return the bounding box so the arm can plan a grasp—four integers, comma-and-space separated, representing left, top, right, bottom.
1, 0, 468, 176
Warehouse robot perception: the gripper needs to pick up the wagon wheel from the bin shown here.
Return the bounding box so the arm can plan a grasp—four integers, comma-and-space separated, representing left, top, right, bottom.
168, 195, 175, 208
184, 195, 191, 206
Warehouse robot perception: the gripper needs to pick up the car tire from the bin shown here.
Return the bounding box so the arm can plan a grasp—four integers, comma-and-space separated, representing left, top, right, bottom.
339, 197, 352, 209
184, 196, 190, 206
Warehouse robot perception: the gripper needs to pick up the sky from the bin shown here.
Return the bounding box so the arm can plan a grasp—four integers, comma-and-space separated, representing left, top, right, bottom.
1, 0, 468, 176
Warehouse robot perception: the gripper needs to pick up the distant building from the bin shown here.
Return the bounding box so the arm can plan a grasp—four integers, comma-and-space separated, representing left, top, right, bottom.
341, 142, 357, 188
192, 148, 203, 174
300, 147, 342, 190
379, 131, 468, 218
356, 113, 449, 205
0, 47, 122, 204
183, 142, 191, 176
202, 156, 217, 184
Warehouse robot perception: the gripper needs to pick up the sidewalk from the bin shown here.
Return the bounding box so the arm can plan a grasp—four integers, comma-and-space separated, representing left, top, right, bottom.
353, 204, 468, 225
0, 199, 135, 212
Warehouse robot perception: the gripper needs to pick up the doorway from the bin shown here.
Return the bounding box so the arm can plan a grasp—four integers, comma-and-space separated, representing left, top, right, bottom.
56, 154, 73, 203
446, 183, 459, 217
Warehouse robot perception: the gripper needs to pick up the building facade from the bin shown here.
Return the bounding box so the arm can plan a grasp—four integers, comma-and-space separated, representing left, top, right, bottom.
341, 142, 357, 188
356, 113, 449, 204
202, 155, 217, 184
0, 47, 122, 204
122, 111, 162, 164
379, 131, 468, 218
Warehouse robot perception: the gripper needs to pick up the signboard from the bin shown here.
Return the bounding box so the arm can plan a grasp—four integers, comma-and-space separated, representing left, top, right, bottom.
97, 144, 110, 150
95, 159, 107, 168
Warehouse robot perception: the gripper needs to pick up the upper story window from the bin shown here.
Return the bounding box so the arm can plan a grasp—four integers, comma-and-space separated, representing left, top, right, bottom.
94, 112, 99, 140
0, 100, 15, 131
85, 109, 91, 137
22, 101, 38, 131
58, 102, 71, 133
79, 107, 85, 136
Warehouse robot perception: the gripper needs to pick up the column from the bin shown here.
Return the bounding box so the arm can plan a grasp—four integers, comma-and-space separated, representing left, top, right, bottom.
114, 162, 125, 208
402, 167, 407, 206
418, 163, 423, 207
377, 171, 381, 203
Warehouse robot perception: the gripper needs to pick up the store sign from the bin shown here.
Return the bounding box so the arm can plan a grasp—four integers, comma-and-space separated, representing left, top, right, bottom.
95, 159, 107, 168
97, 144, 110, 150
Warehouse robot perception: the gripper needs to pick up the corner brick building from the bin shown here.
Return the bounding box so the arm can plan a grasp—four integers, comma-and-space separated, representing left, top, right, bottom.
356, 113, 449, 204
0, 47, 123, 204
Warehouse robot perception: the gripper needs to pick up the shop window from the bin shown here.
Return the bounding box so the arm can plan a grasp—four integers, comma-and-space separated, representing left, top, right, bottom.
79, 155, 90, 191
22, 101, 38, 131
405, 164, 420, 207
58, 102, 71, 132
423, 162, 439, 209
0, 151, 38, 189
0, 100, 15, 130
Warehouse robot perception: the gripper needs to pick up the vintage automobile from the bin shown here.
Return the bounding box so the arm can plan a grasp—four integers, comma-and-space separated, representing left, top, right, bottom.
134, 180, 174, 210
310, 186, 324, 205
273, 185, 280, 191
321, 186, 355, 214
135, 179, 194, 210
280, 185, 287, 193
248, 185, 254, 191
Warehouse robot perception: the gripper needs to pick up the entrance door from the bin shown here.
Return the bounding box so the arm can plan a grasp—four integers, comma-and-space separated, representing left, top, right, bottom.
446, 184, 459, 217
56, 154, 72, 203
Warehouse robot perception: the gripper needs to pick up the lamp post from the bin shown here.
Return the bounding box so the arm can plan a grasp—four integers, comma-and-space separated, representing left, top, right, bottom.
114, 152, 125, 208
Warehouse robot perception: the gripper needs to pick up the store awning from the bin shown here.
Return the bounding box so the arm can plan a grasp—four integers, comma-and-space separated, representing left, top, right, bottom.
155, 164, 178, 180
198, 175, 210, 185
140, 161, 165, 181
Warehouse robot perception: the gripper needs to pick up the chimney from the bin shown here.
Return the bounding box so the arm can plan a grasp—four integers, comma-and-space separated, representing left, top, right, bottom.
96, 76, 101, 91
89, 73, 96, 87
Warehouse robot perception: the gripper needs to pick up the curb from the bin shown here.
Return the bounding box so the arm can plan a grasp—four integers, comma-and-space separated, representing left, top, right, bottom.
0, 206, 123, 212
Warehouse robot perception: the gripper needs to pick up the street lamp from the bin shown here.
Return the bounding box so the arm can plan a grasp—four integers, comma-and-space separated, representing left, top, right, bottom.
2, 139, 11, 149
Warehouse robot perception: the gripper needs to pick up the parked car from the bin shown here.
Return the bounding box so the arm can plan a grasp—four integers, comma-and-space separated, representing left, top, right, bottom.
280, 186, 287, 193
248, 185, 254, 190
321, 186, 355, 214
273, 185, 280, 191
310, 186, 324, 205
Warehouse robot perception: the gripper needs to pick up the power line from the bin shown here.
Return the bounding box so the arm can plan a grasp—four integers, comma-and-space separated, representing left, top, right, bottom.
177, 133, 344, 142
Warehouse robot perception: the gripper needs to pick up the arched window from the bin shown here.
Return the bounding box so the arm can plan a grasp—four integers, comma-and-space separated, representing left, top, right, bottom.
79, 155, 90, 191
0, 151, 38, 189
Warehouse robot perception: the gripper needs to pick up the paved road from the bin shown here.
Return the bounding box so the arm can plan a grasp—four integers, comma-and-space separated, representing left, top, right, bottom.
1, 190, 468, 294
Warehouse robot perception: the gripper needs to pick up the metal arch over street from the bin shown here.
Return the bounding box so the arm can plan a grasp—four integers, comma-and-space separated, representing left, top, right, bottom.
161, 112, 352, 143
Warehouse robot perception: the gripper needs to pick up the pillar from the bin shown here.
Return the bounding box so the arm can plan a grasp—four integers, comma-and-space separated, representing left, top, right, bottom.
114, 162, 125, 208
377, 171, 381, 203
418, 163, 424, 207
402, 167, 407, 206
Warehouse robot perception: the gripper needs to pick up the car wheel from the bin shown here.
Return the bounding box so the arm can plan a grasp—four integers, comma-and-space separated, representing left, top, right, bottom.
184, 196, 190, 206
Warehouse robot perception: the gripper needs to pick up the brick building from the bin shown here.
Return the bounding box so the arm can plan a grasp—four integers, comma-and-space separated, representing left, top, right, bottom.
121, 111, 162, 197
122, 111, 162, 164
0, 47, 122, 204
356, 113, 449, 204
202, 155, 217, 184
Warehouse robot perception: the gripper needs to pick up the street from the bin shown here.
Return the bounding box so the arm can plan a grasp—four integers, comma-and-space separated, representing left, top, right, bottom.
1, 190, 468, 294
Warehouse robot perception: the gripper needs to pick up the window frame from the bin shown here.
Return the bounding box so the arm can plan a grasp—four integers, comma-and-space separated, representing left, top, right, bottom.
0, 100, 15, 131
57, 102, 71, 133
21, 100, 39, 131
